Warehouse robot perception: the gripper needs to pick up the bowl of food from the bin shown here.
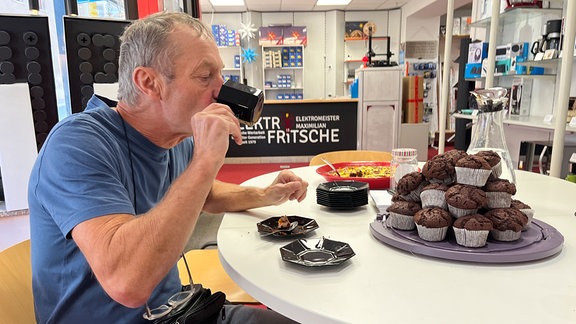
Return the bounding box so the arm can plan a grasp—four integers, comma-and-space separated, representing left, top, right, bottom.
315, 161, 392, 189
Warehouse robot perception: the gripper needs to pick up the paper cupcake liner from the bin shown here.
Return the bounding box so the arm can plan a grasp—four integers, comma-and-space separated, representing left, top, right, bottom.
455, 167, 492, 187
399, 182, 426, 203
490, 229, 521, 241
416, 224, 448, 242
520, 208, 535, 231
491, 161, 503, 178
400, 191, 421, 203
485, 192, 512, 209
427, 177, 455, 186
453, 227, 489, 247
447, 205, 478, 218
420, 189, 447, 209
386, 212, 415, 230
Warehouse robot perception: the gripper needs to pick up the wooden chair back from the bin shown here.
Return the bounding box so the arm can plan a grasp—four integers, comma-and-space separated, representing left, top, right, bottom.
0, 239, 35, 323
309, 150, 392, 166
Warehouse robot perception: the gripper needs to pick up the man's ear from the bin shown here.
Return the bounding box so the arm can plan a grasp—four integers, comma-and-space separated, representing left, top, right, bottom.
132, 66, 162, 99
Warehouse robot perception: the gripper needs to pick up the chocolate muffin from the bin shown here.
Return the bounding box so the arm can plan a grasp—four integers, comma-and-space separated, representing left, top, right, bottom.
475, 150, 502, 177
484, 208, 528, 241
441, 149, 468, 165
386, 201, 421, 230
510, 199, 530, 210
510, 199, 535, 230
420, 183, 449, 209
413, 207, 453, 241
445, 184, 487, 218
455, 155, 492, 186
483, 178, 516, 209
453, 214, 493, 247
396, 171, 426, 202
421, 155, 456, 184
391, 194, 407, 202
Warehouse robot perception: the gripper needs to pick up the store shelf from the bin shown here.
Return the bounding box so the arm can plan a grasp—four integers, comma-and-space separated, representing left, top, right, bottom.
262, 45, 304, 100
344, 36, 389, 42
469, 7, 562, 29
465, 74, 557, 81
264, 87, 304, 91
264, 67, 304, 70
518, 56, 576, 68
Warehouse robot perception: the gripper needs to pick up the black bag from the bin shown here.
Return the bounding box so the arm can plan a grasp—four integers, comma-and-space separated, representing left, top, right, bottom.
153, 285, 226, 324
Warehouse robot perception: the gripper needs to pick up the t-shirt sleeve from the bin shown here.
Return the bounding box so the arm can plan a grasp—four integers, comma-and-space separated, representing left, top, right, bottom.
31, 120, 135, 239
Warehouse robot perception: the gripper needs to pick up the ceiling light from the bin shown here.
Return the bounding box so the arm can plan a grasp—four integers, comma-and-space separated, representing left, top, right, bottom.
316, 0, 351, 6
209, 0, 245, 6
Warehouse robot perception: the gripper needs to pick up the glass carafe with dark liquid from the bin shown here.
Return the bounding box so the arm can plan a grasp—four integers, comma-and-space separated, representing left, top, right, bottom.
468, 87, 516, 184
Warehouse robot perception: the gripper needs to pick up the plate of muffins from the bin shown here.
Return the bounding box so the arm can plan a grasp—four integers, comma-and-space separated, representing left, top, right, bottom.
369, 149, 564, 263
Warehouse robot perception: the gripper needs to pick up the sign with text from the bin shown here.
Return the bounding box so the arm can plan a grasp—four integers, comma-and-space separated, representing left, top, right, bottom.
226, 101, 358, 157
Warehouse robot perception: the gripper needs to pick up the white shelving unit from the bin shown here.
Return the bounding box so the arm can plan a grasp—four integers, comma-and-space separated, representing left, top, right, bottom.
218, 46, 243, 83
261, 45, 304, 101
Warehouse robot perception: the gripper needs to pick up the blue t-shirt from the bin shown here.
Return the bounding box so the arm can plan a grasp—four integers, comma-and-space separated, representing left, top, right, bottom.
28, 95, 194, 323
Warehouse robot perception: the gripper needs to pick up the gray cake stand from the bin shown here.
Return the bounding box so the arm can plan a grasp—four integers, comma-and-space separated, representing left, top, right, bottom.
369, 219, 564, 263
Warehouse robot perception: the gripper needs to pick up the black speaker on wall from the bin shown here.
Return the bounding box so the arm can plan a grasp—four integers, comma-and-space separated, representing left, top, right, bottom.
456, 37, 476, 112
0, 14, 59, 150
183, 0, 201, 18
454, 37, 476, 151
64, 16, 130, 114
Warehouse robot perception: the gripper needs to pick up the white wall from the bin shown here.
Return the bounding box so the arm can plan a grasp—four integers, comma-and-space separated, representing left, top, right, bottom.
202, 10, 401, 100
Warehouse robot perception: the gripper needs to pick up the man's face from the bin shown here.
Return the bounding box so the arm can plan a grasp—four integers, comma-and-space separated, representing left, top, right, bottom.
159, 27, 225, 134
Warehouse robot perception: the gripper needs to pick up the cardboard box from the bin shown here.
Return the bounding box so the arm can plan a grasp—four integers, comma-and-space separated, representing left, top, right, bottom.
345, 21, 367, 39
259, 27, 283, 46
452, 17, 461, 36
283, 27, 307, 45
509, 77, 532, 116
465, 63, 482, 79
460, 16, 472, 35
468, 42, 488, 64
402, 76, 424, 123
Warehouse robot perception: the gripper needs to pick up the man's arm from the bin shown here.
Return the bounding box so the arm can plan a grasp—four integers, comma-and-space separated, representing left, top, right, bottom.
203, 170, 308, 213
71, 155, 219, 308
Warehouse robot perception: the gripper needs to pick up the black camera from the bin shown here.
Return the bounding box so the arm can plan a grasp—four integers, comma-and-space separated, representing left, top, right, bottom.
217, 80, 264, 126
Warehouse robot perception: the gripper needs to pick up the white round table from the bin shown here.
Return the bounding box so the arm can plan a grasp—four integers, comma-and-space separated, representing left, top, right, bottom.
217, 167, 576, 324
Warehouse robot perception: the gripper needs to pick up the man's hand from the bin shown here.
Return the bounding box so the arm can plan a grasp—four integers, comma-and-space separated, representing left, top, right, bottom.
190, 103, 242, 168
263, 170, 309, 205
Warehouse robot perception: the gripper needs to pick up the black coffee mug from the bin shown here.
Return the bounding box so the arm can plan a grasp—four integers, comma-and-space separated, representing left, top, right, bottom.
217, 80, 264, 126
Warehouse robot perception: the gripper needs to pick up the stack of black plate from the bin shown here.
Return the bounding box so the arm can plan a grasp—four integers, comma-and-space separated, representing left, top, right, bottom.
316, 181, 369, 209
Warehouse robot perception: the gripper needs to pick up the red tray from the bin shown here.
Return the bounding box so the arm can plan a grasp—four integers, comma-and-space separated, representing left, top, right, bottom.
316, 161, 391, 190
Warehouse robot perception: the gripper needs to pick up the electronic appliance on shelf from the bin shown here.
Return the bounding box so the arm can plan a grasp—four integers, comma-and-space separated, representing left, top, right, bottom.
363, 22, 397, 67
531, 19, 562, 58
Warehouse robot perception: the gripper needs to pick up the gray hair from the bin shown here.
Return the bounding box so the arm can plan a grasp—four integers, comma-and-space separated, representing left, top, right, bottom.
117, 12, 214, 106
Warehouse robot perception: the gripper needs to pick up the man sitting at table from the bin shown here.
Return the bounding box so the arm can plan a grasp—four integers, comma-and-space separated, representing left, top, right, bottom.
28, 12, 307, 324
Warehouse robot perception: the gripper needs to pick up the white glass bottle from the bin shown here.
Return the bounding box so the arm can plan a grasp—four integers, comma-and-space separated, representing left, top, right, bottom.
467, 87, 516, 184
391, 148, 418, 189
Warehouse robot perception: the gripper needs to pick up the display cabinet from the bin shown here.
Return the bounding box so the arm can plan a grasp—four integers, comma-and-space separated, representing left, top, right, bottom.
467, 0, 576, 177
355, 66, 402, 151
468, 6, 563, 113
261, 45, 304, 101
